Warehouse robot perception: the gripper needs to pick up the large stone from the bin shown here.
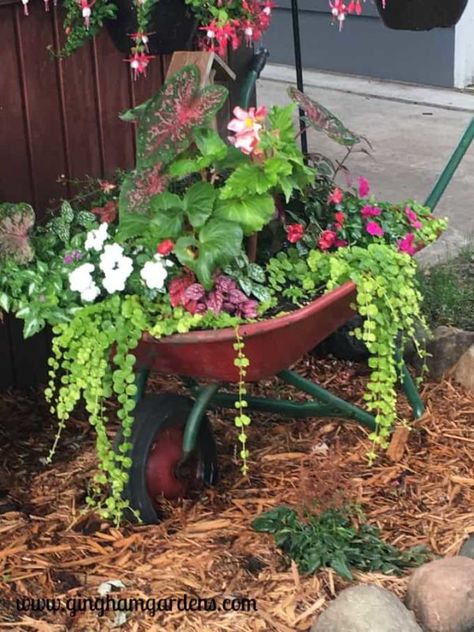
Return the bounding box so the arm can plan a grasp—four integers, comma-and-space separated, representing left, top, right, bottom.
459, 535, 474, 560
311, 584, 422, 632
421, 326, 474, 380
406, 556, 474, 632
452, 345, 474, 392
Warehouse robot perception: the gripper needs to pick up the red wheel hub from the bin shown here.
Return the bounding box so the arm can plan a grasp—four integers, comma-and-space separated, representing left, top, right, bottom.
146, 425, 198, 504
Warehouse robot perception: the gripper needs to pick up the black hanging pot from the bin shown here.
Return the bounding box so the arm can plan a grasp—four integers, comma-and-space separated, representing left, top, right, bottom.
374, 0, 468, 30
106, 0, 197, 56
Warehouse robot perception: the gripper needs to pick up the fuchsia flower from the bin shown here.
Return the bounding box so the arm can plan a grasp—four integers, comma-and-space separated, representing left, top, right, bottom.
319, 230, 338, 250
405, 206, 422, 230
328, 188, 344, 205
227, 105, 267, 155
361, 205, 381, 218
398, 233, 416, 256
330, 0, 348, 30
286, 223, 304, 243
127, 50, 154, 80
358, 176, 370, 197
365, 221, 384, 237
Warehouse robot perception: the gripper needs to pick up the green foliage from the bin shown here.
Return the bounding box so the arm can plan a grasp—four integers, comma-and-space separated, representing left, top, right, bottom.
233, 327, 250, 475
252, 505, 430, 580
56, 0, 117, 57
45, 294, 148, 525
223, 254, 272, 303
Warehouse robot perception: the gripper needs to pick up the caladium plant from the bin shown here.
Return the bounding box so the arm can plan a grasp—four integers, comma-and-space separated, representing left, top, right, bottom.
117, 65, 313, 289
0, 202, 36, 264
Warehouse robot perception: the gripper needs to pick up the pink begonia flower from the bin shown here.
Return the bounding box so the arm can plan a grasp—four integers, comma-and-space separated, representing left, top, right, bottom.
361, 205, 381, 218
365, 221, 384, 237
405, 206, 422, 230
328, 188, 343, 205
358, 176, 370, 197
319, 230, 338, 250
398, 233, 416, 255
227, 106, 267, 155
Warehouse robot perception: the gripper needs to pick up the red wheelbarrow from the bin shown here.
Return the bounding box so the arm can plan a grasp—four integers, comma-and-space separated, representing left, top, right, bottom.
116, 281, 424, 523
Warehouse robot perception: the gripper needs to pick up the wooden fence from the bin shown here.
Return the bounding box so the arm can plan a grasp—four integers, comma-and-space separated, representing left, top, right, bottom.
0, 0, 251, 388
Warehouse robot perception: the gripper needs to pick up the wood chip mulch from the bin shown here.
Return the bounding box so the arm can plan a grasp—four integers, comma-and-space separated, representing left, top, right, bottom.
0, 356, 473, 631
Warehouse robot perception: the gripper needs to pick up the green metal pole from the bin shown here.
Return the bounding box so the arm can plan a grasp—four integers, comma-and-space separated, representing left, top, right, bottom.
134, 368, 149, 404
278, 369, 377, 431
424, 117, 474, 212
182, 384, 220, 456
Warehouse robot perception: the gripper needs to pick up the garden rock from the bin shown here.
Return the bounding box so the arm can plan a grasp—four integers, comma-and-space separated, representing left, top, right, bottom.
452, 344, 474, 392
415, 326, 474, 380
311, 584, 422, 632
406, 556, 474, 632
459, 535, 474, 560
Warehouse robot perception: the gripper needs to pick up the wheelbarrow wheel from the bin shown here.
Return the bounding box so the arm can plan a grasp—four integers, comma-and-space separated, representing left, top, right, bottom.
115, 393, 218, 524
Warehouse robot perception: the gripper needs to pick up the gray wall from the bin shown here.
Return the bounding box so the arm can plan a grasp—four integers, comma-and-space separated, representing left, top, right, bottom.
263, 0, 456, 87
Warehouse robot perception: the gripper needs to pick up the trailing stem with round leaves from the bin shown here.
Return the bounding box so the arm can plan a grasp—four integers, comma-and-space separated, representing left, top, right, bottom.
233, 326, 251, 475
307, 243, 426, 459
45, 294, 147, 524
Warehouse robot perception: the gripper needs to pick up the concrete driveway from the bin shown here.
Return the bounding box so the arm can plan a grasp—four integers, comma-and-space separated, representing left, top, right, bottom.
258, 65, 474, 265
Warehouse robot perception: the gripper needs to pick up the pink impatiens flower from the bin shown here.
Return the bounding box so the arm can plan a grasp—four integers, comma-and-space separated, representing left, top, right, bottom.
365, 221, 384, 237
405, 206, 422, 230
361, 205, 381, 218
328, 188, 343, 205
358, 176, 370, 197
286, 223, 304, 243
227, 105, 267, 155
319, 230, 337, 250
398, 233, 416, 256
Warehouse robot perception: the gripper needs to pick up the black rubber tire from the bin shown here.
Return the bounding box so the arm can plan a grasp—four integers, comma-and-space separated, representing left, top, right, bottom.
114, 393, 218, 524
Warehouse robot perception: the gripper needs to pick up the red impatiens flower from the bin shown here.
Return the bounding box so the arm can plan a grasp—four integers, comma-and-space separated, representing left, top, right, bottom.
405, 206, 422, 230
286, 223, 304, 243
319, 230, 337, 250
157, 239, 175, 256
328, 188, 343, 205
334, 211, 345, 229
398, 232, 416, 255
358, 176, 370, 197
365, 221, 384, 237
361, 205, 381, 218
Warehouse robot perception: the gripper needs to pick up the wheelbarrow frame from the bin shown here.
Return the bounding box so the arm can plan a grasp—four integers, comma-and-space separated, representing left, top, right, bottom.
124, 47, 473, 508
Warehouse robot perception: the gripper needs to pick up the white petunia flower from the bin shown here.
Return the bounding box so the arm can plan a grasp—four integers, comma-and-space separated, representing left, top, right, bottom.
69, 263, 95, 293
85, 222, 109, 252
99, 244, 133, 294
81, 283, 100, 303
140, 254, 172, 290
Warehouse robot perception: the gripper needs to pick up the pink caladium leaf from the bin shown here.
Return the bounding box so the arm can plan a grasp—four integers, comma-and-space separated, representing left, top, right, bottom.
136, 65, 228, 168
0, 203, 35, 264
288, 87, 363, 147
119, 163, 169, 215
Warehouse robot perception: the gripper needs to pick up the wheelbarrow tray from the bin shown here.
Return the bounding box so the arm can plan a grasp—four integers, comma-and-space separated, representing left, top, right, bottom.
134, 281, 357, 383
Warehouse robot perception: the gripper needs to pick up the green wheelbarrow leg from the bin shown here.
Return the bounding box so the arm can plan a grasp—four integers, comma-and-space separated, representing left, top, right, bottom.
134, 368, 149, 404
278, 369, 377, 431
424, 117, 474, 212
182, 384, 220, 458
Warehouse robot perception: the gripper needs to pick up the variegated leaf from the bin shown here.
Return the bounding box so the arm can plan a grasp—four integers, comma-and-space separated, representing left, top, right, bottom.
0, 202, 35, 264
288, 87, 361, 147
136, 65, 228, 167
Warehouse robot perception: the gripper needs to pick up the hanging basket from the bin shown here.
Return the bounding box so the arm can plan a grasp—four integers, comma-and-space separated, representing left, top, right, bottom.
375, 0, 468, 30
106, 0, 197, 56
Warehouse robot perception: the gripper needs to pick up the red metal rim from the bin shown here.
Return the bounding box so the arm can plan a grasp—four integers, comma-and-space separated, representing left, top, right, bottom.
142, 281, 357, 346
145, 425, 199, 505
